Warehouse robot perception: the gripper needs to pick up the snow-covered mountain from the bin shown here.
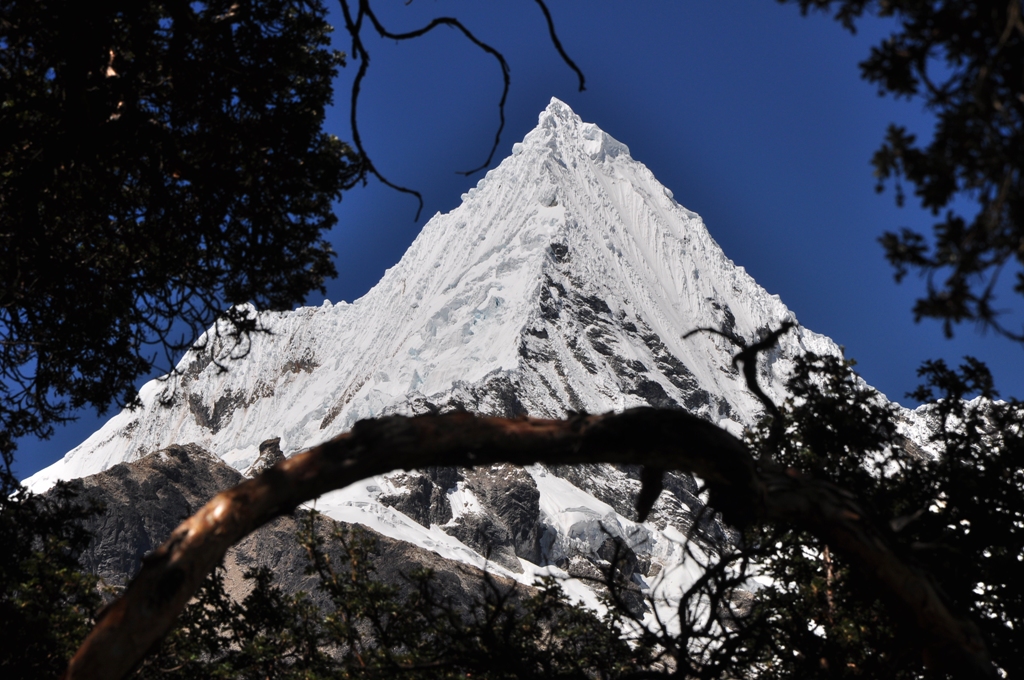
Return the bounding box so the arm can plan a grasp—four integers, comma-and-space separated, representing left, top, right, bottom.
28, 98, 851, 613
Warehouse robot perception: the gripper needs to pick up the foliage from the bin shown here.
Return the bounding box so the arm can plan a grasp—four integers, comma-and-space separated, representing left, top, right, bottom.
0, 0, 359, 457
0, 476, 102, 677
136, 563, 330, 678
904, 359, 1024, 671
781, 0, 1024, 339
732, 353, 1023, 678
13, 352, 1021, 678
136, 513, 658, 679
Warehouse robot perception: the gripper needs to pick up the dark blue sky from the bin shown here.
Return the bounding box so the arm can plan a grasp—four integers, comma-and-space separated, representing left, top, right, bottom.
16, 2, 1024, 479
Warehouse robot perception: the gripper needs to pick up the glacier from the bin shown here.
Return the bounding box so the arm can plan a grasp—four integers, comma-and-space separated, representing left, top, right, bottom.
27, 98, 840, 488
26, 98, 868, 619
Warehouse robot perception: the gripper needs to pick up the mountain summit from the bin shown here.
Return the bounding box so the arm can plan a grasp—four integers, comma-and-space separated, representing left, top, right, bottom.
28, 98, 837, 491
26, 99, 846, 606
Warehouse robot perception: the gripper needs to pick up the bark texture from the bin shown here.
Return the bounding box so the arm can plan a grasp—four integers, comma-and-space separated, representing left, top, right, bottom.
63, 408, 993, 679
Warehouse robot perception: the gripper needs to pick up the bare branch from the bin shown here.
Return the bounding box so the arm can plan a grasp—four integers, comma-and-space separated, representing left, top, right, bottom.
685, 322, 795, 455
533, 0, 586, 92
64, 408, 993, 679
357, 6, 513, 177
338, 0, 587, 217
338, 0, 425, 219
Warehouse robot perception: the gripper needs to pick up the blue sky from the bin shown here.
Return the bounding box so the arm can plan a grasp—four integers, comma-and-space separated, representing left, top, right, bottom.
16, 1, 1024, 479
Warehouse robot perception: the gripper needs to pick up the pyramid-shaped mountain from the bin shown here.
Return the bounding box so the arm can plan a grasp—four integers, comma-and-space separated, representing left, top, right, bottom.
26, 99, 849, 603
29, 98, 838, 489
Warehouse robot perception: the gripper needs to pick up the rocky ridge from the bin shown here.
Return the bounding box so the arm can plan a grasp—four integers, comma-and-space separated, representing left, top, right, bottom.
60, 444, 517, 609
26, 99, 922, 620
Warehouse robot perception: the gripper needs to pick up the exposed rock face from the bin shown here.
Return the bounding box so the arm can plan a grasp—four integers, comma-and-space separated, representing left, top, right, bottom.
444, 512, 521, 572
57, 444, 519, 607
376, 464, 541, 573
593, 536, 647, 616
243, 437, 285, 478
543, 463, 729, 550
379, 472, 453, 528
67, 444, 240, 583
461, 465, 541, 564
58, 438, 728, 617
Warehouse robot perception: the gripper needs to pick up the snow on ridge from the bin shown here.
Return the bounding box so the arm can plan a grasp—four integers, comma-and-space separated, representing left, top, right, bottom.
22, 98, 884, 625
25, 98, 841, 495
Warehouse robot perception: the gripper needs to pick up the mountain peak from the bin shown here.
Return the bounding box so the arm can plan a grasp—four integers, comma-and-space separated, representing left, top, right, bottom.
26, 101, 836, 494
540, 96, 580, 128
545, 96, 571, 113
520, 97, 631, 164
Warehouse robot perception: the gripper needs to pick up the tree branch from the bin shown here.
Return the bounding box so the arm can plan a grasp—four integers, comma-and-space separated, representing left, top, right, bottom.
338, 0, 425, 219
358, 4, 513, 177
533, 0, 586, 93
684, 322, 795, 455
337, 0, 587, 218
63, 408, 993, 679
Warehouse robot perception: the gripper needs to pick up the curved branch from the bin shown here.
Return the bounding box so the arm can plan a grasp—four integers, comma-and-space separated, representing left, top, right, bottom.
339, 0, 425, 219
359, 5, 511, 177
338, 0, 587, 216
683, 322, 795, 453
731, 322, 794, 431
534, 0, 586, 92
64, 409, 992, 679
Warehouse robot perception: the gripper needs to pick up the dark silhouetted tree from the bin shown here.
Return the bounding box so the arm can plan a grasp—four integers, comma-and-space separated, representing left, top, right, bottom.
781, 0, 1024, 339
0, 0, 360, 468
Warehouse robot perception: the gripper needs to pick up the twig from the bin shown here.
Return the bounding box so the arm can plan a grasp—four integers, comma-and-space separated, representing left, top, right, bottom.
337, 0, 588, 219
684, 322, 795, 455
64, 408, 993, 679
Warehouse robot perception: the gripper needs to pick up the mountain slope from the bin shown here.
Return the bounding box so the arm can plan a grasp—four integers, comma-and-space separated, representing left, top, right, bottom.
60, 443, 515, 610
27, 99, 855, 618
28, 98, 838, 485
